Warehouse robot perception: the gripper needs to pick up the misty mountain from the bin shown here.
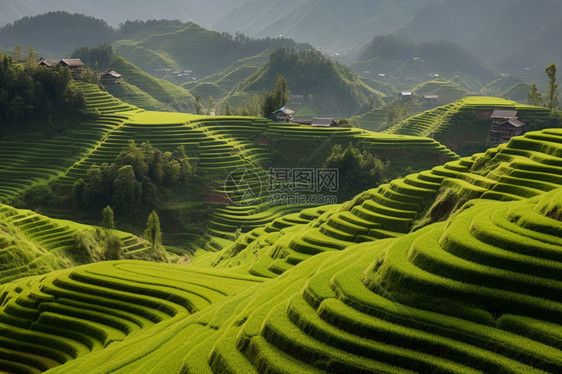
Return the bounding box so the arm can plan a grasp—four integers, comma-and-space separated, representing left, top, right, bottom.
0, 12, 118, 58
0, 0, 245, 28
212, 0, 433, 58
398, 0, 562, 81
352, 35, 496, 88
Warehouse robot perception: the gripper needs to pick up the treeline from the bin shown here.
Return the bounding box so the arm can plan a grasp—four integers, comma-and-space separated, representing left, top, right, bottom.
73, 141, 196, 220
0, 12, 118, 58
0, 53, 87, 137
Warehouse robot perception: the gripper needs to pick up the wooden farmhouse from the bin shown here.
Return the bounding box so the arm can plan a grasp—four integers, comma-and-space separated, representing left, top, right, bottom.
311, 117, 339, 127
100, 71, 123, 85
272, 106, 295, 122
36, 59, 58, 67
58, 59, 85, 79
489, 109, 526, 143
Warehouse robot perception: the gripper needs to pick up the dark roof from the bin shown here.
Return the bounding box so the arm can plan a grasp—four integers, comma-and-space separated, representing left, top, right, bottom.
103, 71, 122, 78
500, 119, 526, 128
311, 117, 338, 127
491, 109, 517, 119
37, 59, 58, 67
59, 59, 85, 67
293, 116, 313, 124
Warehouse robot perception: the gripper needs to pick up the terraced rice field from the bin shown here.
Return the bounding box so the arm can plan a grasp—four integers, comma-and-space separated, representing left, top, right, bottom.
1, 82, 562, 372
384, 96, 552, 153
2, 187, 559, 372
0, 261, 264, 373
210, 127, 562, 277
0, 204, 154, 285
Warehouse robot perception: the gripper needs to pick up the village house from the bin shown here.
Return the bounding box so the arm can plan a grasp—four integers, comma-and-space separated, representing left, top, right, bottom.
58, 59, 85, 79
421, 95, 439, 104
100, 71, 123, 85
272, 106, 295, 122
36, 59, 58, 67
311, 117, 339, 127
489, 109, 526, 143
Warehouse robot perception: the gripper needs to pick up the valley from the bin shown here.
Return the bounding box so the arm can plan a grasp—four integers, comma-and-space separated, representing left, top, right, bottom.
0, 3, 561, 373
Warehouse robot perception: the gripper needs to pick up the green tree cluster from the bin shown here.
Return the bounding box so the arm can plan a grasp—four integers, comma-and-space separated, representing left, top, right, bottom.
323, 143, 389, 201
72, 142, 195, 219
0, 53, 87, 136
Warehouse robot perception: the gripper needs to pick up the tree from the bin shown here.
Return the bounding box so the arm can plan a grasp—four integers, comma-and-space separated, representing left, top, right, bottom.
195, 95, 203, 115
545, 63, 559, 111
144, 210, 162, 249
273, 74, 290, 107
261, 74, 290, 118
105, 233, 122, 260
101, 205, 115, 231
207, 96, 216, 114
527, 83, 542, 106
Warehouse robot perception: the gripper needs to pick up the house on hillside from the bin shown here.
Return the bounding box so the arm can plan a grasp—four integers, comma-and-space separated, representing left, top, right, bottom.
422, 95, 439, 104
100, 71, 123, 85
272, 106, 295, 122
311, 118, 339, 127
36, 59, 58, 67
489, 109, 526, 143
58, 59, 85, 79
399, 91, 413, 100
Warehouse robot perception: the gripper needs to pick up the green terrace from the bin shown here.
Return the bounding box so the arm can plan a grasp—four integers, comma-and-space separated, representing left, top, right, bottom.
0, 204, 153, 284
384, 96, 552, 153
4, 187, 559, 373
0, 260, 264, 373
209, 127, 562, 277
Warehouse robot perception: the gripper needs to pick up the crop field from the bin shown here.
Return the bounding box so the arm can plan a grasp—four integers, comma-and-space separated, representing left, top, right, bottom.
1, 187, 560, 373
384, 96, 552, 154
1, 83, 562, 372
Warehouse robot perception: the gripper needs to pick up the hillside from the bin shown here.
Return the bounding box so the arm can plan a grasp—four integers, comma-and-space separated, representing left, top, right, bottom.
0, 203, 161, 285
385, 96, 554, 156
352, 35, 496, 89
69, 45, 196, 112
0, 0, 245, 28
0, 12, 118, 59
398, 0, 562, 81
229, 48, 385, 117
113, 21, 312, 80
1, 126, 562, 372
213, 0, 434, 59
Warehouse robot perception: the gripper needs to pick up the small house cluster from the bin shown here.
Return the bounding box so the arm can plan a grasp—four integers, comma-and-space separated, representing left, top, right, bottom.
37, 58, 123, 85
272, 106, 339, 127
489, 109, 526, 144
38, 58, 85, 79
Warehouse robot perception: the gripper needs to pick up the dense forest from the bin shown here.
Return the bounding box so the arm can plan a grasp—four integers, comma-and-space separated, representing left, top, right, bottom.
0, 53, 87, 137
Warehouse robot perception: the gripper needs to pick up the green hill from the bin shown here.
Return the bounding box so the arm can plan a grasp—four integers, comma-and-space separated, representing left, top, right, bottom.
70, 45, 195, 112
0, 12, 117, 58
228, 48, 386, 117
182, 50, 271, 101
352, 35, 496, 89
385, 96, 554, 156
0, 203, 161, 285
1, 126, 562, 372
113, 21, 311, 80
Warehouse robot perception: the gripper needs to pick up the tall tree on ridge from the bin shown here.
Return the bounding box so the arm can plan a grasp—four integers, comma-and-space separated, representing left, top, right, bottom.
545, 63, 559, 111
